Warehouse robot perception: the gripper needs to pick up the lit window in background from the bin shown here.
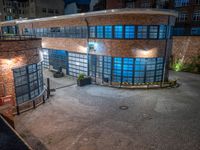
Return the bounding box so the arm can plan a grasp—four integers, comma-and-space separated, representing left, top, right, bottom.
125, 25, 135, 39
105, 26, 112, 39
114, 25, 123, 39
89, 26, 96, 38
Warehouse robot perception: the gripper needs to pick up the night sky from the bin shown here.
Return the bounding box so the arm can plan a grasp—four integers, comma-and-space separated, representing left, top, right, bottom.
64, 0, 91, 4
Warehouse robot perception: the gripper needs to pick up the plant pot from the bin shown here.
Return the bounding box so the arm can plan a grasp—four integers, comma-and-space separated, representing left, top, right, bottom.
77, 77, 91, 86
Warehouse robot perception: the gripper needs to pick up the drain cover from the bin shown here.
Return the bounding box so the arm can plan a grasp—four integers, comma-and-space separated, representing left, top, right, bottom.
119, 106, 128, 110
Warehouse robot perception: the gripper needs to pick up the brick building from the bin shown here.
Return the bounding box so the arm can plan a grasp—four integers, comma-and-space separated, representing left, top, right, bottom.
0, 36, 45, 114
0, 9, 177, 87
0, 0, 64, 21
173, 0, 200, 36
89, 0, 200, 68
0, 0, 29, 21
91, 0, 200, 36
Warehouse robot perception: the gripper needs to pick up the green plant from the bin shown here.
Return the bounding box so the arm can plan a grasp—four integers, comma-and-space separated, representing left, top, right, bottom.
172, 59, 184, 72
77, 73, 85, 81
171, 54, 200, 73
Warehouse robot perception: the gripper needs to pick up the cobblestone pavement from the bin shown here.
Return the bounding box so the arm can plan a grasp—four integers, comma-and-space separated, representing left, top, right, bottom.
15, 71, 200, 150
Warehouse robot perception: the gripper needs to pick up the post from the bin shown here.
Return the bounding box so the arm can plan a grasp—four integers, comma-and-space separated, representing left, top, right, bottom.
33, 100, 36, 109
43, 94, 45, 103
47, 78, 50, 99
84, 18, 90, 77
16, 105, 20, 115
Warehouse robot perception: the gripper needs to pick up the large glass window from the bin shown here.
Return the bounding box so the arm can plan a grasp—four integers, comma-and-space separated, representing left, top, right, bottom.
49, 50, 67, 70
24, 25, 171, 40
42, 49, 49, 69
125, 25, 135, 39
114, 25, 123, 39
97, 26, 104, 38
177, 12, 188, 22
123, 58, 133, 83
173, 28, 185, 36
175, 0, 189, 7
137, 26, 148, 39
50, 27, 60, 37
134, 58, 145, 83
146, 58, 156, 82
155, 57, 164, 82
159, 25, 167, 39
113, 57, 122, 82
13, 62, 44, 105
89, 26, 96, 38
105, 26, 113, 39
193, 10, 200, 21
103, 56, 112, 82
149, 26, 158, 39
68, 52, 88, 77
191, 27, 200, 35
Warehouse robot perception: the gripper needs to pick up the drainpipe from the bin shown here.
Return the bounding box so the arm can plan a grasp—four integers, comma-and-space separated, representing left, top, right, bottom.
162, 16, 170, 87
84, 18, 90, 77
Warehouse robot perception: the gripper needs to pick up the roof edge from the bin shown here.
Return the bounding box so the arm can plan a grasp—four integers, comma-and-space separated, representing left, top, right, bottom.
0, 8, 178, 25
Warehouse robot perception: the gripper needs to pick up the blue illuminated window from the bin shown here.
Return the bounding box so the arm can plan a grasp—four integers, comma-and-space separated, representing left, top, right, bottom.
175, 0, 189, 7
105, 26, 112, 38
159, 25, 166, 39
173, 27, 185, 36
114, 25, 123, 39
155, 57, 164, 82
123, 58, 133, 83
49, 50, 67, 70
13, 62, 44, 105
68, 52, 88, 77
89, 26, 96, 38
97, 26, 104, 38
103, 56, 112, 81
113, 57, 122, 82
149, 26, 158, 39
134, 58, 145, 84
137, 26, 147, 39
191, 27, 200, 35
125, 25, 135, 39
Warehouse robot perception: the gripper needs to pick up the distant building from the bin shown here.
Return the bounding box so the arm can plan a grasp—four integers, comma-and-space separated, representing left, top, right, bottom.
90, 0, 99, 11
64, 0, 90, 14
0, 0, 29, 21
174, 0, 200, 36
0, 0, 64, 21
64, 2, 78, 14
90, 0, 200, 36
90, 0, 106, 11
28, 0, 64, 18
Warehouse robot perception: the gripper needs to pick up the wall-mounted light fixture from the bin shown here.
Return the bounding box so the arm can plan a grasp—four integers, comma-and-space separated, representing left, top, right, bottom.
88, 42, 96, 52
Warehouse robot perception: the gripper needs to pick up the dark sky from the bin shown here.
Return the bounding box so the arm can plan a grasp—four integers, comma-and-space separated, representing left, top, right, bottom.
64, 0, 91, 4
11, 0, 91, 4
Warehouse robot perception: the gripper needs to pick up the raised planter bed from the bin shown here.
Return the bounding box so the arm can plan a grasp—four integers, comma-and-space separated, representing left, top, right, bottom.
77, 77, 91, 86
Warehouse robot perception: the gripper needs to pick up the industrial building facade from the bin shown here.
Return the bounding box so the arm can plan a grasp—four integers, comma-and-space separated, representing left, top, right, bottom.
0, 9, 177, 88
0, 36, 45, 113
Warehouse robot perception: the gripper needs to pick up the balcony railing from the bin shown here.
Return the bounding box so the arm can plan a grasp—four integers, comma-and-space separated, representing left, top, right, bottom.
0, 35, 38, 40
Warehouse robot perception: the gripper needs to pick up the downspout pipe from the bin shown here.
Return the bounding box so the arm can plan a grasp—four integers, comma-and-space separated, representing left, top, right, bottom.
162, 16, 170, 87
84, 18, 90, 77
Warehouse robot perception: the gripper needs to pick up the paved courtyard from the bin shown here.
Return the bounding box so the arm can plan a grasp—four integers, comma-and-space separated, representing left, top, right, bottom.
15, 71, 200, 150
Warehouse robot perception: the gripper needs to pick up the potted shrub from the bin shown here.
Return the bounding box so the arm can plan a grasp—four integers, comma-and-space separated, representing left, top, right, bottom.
77, 73, 91, 86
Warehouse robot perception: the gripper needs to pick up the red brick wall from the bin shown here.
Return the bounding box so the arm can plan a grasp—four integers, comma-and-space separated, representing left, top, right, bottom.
0, 39, 42, 106
172, 36, 200, 64
42, 37, 167, 58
